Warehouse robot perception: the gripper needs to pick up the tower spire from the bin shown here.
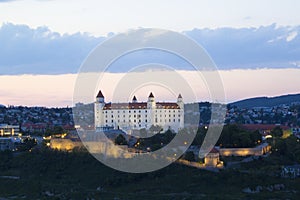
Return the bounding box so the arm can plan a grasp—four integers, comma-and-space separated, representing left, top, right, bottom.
132, 95, 137, 103
96, 90, 104, 98
148, 92, 154, 98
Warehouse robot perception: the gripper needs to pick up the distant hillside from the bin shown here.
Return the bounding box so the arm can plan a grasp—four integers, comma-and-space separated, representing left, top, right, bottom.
230, 94, 300, 109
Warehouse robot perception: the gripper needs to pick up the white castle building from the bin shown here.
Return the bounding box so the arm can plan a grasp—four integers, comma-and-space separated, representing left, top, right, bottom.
94, 90, 184, 133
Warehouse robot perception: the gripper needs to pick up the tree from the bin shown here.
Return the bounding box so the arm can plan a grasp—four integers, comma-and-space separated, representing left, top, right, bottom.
271, 126, 283, 138
114, 134, 128, 145
184, 151, 195, 162
149, 125, 162, 133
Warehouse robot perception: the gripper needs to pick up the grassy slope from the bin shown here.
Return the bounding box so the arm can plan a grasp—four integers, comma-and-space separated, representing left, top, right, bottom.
0, 149, 299, 199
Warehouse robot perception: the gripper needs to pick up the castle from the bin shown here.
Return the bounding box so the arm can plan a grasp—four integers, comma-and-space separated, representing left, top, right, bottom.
94, 90, 184, 133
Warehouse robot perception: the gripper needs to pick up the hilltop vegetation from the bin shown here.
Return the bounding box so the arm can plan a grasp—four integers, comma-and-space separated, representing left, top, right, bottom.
230, 94, 300, 109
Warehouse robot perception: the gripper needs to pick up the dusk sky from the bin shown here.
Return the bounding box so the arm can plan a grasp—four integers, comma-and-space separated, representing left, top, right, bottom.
0, 0, 299, 107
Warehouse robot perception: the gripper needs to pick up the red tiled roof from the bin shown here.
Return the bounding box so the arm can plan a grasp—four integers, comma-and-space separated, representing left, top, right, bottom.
103, 102, 180, 110
104, 102, 147, 110
156, 102, 180, 109
209, 147, 219, 154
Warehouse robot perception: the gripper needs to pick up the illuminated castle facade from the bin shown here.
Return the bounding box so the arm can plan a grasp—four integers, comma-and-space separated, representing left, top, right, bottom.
94, 91, 184, 132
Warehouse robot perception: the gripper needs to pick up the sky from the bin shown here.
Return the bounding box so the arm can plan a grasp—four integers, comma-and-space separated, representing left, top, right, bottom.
0, 0, 300, 107
1, 0, 300, 36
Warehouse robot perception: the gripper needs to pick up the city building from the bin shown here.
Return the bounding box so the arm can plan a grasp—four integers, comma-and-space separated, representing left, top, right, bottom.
204, 147, 223, 167
219, 143, 271, 157
0, 124, 20, 137
94, 90, 184, 133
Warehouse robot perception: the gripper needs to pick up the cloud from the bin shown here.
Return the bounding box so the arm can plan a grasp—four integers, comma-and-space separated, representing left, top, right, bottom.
0, 23, 105, 74
286, 31, 298, 42
0, 0, 17, 2
0, 23, 300, 75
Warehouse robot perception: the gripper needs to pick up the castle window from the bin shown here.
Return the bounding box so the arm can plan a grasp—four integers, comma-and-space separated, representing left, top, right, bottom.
129, 115, 131, 118
145, 119, 147, 122
123, 120, 125, 122
178, 119, 180, 122
129, 110, 131, 113
123, 110, 125, 113
173, 110, 175, 112
169, 115, 171, 117
134, 119, 136, 122
174, 114, 175, 117
169, 119, 171, 122
111, 120, 114, 123
111, 115, 113, 118
123, 115, 125, 118
118, 115, 120, 118
134, 110, 136, 113
173, 119, 175, 122
134, 115, 136, 117
105, 120, 108, 123
105, 111, 107, 113
155, 118, 158, 123
178, 114, 180, 117
145, 110, 147, 113
139, 110, 141, 113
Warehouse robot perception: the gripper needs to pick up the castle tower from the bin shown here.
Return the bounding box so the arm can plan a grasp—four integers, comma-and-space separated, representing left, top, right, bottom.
177, 94, 184, 109
132, 95, 137, 103
147, 92, 156, 126
95, 90, 105, 128
177, 94, 184, 129
147, 92, 155, 109
96, 90, 105, 103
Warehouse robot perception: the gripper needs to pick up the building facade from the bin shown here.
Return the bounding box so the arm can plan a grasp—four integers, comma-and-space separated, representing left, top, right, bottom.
94, 91, 184, 133
0, 124, 20, 137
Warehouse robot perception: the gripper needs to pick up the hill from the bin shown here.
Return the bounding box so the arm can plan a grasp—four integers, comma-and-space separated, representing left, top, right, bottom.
230, 94, 300, 109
